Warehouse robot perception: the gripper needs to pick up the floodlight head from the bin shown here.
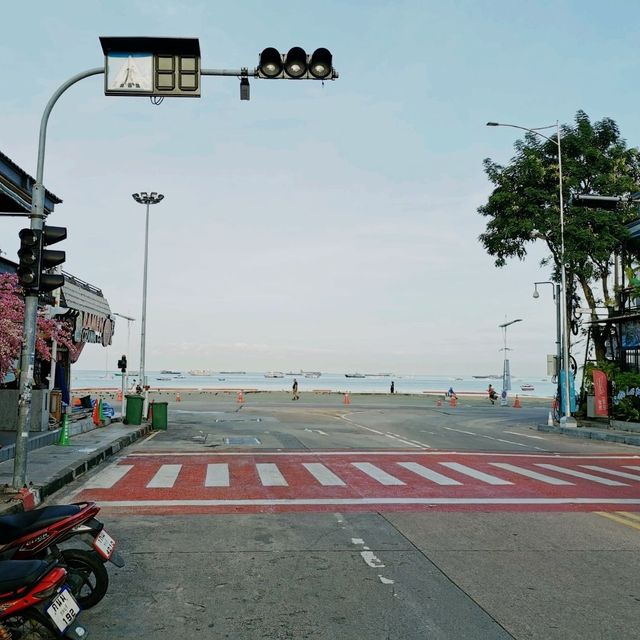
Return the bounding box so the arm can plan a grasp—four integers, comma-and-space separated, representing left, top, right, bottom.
132, 192, 164, 205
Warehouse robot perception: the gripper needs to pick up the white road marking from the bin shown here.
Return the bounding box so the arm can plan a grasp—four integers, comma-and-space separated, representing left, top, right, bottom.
339, 415, 428, 448
303, 463, 346, 486
256, 463, 288, 486
489, 463, 573, 485
397, 462, 462, 485
205, 463, 230, 487
361, 551, 385, 568
439, 462, 513, 485
535, 464, 628, 486
503, 431, 546, 440
83, 465, 133, 489
384, 433, 424, 448
351, 538, 364, 545
147, 464, 181, 488
580, 465, 640, 482
351, 462, 405, 485
443, 427, 475, 436
378, 575, 395, 584
624, 466, 640, 472
97, 497, 640, 507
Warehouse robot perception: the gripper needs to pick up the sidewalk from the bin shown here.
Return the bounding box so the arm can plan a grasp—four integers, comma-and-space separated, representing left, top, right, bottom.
0, 417, 151, 515
537, 420, 640, 446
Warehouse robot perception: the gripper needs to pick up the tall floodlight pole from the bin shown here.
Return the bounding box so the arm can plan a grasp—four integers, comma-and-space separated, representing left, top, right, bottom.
132, 192, 164, 417
499, 318, 522, 402
487, 121, 575, 425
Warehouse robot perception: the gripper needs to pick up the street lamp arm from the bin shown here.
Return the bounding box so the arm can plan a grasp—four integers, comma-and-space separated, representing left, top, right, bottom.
486, 122, 558, 147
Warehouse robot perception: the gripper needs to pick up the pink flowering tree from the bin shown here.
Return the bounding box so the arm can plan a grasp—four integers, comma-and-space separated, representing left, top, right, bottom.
0, 273, 75, 382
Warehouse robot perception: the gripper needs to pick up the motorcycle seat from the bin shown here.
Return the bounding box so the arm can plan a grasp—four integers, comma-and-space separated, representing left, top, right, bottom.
0, 504, 82, 544
0, 559, 51, 593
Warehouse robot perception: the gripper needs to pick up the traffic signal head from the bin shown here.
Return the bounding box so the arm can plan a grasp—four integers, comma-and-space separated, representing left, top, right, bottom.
117, 355, 127, 372
17, 228, 41, 290
38, 225, 67, 293
257, 47, 336, 80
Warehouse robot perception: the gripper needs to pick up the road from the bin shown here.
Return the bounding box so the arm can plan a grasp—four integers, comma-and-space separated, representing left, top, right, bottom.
53, 394, 640, 639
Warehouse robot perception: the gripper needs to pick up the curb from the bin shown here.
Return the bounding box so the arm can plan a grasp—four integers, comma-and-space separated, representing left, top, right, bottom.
536, 423, 640, 446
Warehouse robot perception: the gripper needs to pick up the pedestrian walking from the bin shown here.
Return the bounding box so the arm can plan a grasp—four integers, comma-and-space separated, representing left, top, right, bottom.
488, 384, 498, 405
447, 386, 457, 400
390, 381, 395, 394
292, 378, 300, 401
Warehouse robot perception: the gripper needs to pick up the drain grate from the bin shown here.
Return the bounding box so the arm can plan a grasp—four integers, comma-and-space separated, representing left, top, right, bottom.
224, 436, 261, 445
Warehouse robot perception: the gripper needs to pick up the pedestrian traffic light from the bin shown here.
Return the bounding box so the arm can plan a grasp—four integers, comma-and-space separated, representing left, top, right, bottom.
117, 355, 127, 372
257, 47, 337, 80
17, 228, 41, 290
39, 225, 67, 293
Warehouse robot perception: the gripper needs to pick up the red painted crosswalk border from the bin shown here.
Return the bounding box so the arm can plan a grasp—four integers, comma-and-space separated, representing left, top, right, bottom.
73, 451, 640, 515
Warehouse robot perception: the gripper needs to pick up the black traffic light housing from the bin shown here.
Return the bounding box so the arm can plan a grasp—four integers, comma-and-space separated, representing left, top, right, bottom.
257, 47, 336, 80
17, 228, 41, 290
39, 225, 67, 292
117, 355, 127, 372
573, 194, 622, 211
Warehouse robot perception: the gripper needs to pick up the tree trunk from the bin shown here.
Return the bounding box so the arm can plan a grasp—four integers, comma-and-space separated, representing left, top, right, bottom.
579, 276, 607, 362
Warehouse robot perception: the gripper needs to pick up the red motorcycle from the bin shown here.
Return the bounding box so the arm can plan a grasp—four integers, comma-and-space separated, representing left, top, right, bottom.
0, 559, 88, 638
0, 501, 123, 609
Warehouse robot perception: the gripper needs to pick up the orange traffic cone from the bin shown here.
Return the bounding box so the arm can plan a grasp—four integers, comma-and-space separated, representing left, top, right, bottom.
237, 391, 244, 404
436, 398, 443, 407
513, 395, 522, 409
117, 389, 123, 402
92, 399, 100, 426
176, 393, 181, 402
343, 393, 350, 405
449, 396, 457, 407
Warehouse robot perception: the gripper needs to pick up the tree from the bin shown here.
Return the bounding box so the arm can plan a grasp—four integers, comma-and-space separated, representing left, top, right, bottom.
478, 110, 640, 361
0, 273, 75, 382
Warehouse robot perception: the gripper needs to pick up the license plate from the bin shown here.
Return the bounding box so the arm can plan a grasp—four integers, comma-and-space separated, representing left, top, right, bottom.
46, 588, 79, 633
93, 529, 116, 560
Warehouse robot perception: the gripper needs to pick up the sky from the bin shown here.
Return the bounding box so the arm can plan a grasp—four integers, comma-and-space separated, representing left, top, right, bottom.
1, 0, 639, 376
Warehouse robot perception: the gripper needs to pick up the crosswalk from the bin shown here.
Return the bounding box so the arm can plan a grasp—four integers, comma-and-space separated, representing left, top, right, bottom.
79, 454, 640, 494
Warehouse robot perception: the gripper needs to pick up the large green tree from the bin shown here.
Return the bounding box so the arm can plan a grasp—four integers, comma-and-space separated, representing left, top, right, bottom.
478, 110, 640, 361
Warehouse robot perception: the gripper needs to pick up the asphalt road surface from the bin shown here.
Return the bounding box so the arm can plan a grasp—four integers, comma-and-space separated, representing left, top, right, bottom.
54, 393, 640, 639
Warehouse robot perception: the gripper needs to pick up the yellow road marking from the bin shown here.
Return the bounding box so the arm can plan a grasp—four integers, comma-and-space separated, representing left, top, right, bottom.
596, 511, 640, 532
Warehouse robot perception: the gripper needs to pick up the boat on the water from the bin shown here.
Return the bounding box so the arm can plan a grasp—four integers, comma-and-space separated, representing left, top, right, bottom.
265, 372, 285, 378
521, 384, 535, 391
345, 373, 365, 378
220, 371, 246, 375
188, 370, 212, 376
161, 370, 182, 375
304, 371, 321, 378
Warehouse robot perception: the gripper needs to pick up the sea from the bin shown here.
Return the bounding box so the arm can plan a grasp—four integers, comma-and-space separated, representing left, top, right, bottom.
71, 370, 558, 398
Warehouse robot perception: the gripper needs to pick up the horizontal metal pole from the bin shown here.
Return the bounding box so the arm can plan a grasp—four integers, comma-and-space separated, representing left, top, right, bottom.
201, 68, 255, 77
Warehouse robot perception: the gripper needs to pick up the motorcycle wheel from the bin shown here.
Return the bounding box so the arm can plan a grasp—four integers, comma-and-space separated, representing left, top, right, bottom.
1, 610, 58, 639
61, 548, 109, 609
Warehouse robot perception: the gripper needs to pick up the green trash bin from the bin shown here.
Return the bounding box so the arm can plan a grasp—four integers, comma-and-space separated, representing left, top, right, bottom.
151, 401, 168, 430
125, 395, 144, 426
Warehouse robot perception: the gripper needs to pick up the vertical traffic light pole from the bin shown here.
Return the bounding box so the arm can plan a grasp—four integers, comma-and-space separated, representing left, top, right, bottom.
13, 67, 104, 489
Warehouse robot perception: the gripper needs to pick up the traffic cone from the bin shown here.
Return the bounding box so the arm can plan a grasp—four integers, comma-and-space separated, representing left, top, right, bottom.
436, 398, 443, 407
449, 396, 457, 407
56, 413, 70, 446
237, 391, 244, 404
98, 399, 105, 425
343, 393, 350, 405
176, 393, 181, 402
513, 395, 522, 409
92, 399, 100, 426
148, 402, 154, 421
117, 389, 123, 401
547, 411, 554, 426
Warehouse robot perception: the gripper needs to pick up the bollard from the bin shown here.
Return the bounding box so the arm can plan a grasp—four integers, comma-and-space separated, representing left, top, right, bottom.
56, 413, 70, 446
547, 411, 554, 426
176, 393, 182, 402
513, 395, 522, 409
237, 391, 244, 404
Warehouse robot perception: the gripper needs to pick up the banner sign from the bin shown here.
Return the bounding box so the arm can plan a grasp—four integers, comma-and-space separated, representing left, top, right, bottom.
592, 369, 609, 417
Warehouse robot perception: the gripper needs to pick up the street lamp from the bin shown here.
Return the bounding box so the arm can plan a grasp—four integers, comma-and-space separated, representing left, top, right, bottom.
499, 318, 522, 403
533, 282, 561, 401
132, 192, 164, 416
487, 121, 575, 425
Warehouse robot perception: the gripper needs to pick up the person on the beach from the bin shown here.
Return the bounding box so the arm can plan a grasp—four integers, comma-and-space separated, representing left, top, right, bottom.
390, 381, 395, 394
488, 384, 498, 404
448, 386, 457, 399
292, 378, 299, 401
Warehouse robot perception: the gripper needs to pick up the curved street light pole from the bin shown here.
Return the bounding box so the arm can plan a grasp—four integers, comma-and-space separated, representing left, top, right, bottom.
487, 121, 574, 424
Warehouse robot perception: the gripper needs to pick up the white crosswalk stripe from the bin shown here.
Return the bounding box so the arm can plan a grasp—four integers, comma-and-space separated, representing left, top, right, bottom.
84, 465, 133, 489
256, 463, 288, 486
535, 464, 627, 486
351, 462, 405, 485
439, 462, 513, 485
489, 463, 573, 485
302, 463, 345, 486
623, 466, 640, 473
397, 462, 462, 485
147, 464, 181, 488
580, 465, 640, 482
205, 463, 230, 487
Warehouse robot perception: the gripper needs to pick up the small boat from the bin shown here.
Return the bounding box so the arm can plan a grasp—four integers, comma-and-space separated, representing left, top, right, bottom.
304, 371, 321, 378
188, 370, 212, 376
345, 373, 365, 378
156, 377, 171, 381
521, 384, 535, 391
265, 372, 285, 378
161, 370, 182, 375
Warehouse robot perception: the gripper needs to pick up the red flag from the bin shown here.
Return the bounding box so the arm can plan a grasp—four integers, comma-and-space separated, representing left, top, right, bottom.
593, 369, 608, 417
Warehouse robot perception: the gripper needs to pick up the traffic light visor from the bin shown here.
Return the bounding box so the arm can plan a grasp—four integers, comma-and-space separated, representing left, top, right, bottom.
284, 47, 307, 78
259, 47, 283, 78
309, 48, 332, 79
43, 225, 67, 246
